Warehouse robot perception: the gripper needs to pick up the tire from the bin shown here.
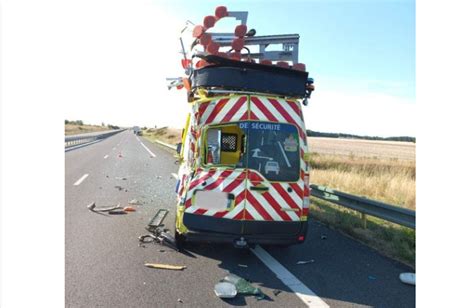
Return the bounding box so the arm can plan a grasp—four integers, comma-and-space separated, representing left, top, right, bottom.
175, 229, 186, 251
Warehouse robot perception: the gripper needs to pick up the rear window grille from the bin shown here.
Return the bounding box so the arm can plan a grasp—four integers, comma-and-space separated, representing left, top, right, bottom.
221, 134, 237, 152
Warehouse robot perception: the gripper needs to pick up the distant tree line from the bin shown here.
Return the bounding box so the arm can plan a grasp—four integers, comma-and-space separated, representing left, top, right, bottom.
306, 130, 416, 143
65, 119, 83, 125
65, 119, 120, 130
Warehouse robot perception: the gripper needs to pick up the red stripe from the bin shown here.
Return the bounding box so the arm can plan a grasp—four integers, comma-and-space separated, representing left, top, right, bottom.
289, 183, 304, 199
234, 190, 246, 206
221, 96, 246, 122
272, 183, 301, 211
243, 209, 255, 221
188, 169, 217, 190
213, 211, 228, 218
185, 198, 192, 208
251, 97, 278, 122
205, 98, 229, 124
286, 100, 301, 117
304, 184, 310, 197
248, 171, 264, 182
204, 169, 233, 190
233, 209, 245, 220
261, 192, 293, 221
194, 208, 207, 215
248, 111, 259, 120
198, 102, 210, 122
302, 208, 309, 216
246, 192, 273, 221
268, 98, 305, 139
222, 175, 246, 193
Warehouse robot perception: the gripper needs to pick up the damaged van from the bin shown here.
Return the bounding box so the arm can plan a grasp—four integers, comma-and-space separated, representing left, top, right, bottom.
169, 7, 315, 248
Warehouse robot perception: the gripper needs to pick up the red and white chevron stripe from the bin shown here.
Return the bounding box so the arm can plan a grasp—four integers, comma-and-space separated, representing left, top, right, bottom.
198, 96, 248, 125
184, 168, 247, 219
182, 95, 310, 223
246, 171, 303, 222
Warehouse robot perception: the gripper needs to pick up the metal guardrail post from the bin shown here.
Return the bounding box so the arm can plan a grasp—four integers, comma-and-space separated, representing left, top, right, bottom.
310, 184, 415, 229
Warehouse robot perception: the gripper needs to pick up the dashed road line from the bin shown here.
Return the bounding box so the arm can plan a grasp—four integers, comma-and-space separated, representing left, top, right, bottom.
140, 141, 156, 158
73, 174, 89, 186
251, 245, 329, 308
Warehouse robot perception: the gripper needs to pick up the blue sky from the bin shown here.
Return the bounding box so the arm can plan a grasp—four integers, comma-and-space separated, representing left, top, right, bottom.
59, 0, 416, 137
163, 0, 415, 100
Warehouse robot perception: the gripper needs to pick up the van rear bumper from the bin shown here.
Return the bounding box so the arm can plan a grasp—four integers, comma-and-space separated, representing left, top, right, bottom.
182, 213, 308, 245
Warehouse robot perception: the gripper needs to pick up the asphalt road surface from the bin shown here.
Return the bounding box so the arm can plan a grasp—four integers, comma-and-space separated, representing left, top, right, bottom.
65, 130, 415, 307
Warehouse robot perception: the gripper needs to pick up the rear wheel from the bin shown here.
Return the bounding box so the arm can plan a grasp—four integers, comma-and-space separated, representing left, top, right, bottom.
174, 229, 186, 251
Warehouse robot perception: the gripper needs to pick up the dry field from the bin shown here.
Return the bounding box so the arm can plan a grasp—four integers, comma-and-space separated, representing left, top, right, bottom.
150, 128, 416, 209
142, 127, 182, 144
307, 137, 415, 161
65, 124, 110, 135
307, 137, 416, 209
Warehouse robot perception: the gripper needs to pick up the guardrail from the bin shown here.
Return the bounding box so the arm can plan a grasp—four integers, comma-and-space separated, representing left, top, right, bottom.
65, 129, 125, 148
152, 139, 416, 229
310, 185, 415, 229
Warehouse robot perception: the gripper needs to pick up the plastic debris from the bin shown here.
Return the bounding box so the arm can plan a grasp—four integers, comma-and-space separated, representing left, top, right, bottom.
87, 202, 121, 212
114, 185, 123, 191
399, 272, 415, 285
214, 282, 238, 298
116, 177, 127, 180
237, 264, 248, 268
145, 263, 186, 270
272, 290, 282, 296
123, 206, 136, 212
296, 259, 315, 265
108, 209, 127, 215
128, 199, 142, 205
177, 299, 183, 303
217, 274, 265, 300
320, 235, 327, 240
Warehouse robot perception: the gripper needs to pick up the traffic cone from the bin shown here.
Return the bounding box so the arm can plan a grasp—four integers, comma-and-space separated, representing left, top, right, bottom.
203, 15, 217, 29
231, 38, 245, 52
199, 33, 212, 46
234, 24, 247, 38
276, 61, 289, 68
192, 25, 205, 38
206, 41, 220, 55
293, 63, 306, 71
215, 6, 228, 19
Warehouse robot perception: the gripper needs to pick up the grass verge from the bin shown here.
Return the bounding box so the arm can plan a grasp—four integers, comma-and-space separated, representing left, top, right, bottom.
65, 124, 110, 135
141, 127, 182, 145
310, 197, 415, 268
308, 153, 416, 210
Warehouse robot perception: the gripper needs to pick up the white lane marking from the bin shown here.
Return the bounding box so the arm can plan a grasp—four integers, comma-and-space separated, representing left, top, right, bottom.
73, 174, 89, 186
140, 141, 156, 158
104, 155, 109, 159
251, 245, 329, 308
171, 173, 178, 179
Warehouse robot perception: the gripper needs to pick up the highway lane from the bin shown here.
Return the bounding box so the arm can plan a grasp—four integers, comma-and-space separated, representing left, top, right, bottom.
66, 130, 305, 307
65, 130, 415, 307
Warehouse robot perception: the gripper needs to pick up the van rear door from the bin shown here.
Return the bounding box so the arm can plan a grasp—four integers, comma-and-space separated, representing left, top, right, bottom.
241, 121, 304, 235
